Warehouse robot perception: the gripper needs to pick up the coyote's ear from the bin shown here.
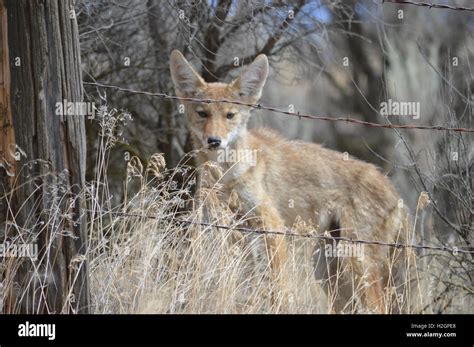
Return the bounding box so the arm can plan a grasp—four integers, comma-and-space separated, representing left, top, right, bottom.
232, 54, 269, 101
169, 50, 205, 96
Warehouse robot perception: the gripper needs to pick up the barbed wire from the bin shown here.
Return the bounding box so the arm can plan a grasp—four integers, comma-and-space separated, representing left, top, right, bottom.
83, 81, 474, 133
382, 0, 474, 12
93, 210, 474, 255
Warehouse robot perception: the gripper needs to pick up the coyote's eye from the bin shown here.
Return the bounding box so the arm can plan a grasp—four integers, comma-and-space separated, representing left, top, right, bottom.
197, 111, 208, 118
226, 112, 235, 120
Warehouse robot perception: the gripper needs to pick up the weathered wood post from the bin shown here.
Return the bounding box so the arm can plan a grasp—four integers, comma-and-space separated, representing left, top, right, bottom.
0, 0, 89, 313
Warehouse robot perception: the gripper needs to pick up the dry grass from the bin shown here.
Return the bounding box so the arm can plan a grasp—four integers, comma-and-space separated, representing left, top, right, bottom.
1, 104, 471, 314
87, 153, 327, 313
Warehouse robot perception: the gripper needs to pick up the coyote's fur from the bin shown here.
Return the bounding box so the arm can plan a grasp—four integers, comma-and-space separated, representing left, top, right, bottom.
170, 50, 411, 313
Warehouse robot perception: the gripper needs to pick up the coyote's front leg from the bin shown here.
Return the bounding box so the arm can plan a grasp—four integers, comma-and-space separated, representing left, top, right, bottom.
251, 199, 289, 309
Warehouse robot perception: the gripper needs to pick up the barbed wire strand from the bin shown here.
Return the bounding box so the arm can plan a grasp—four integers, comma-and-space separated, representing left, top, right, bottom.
83, 82, 474, 133
382, 0, 474, 12
94, 210, 473, 254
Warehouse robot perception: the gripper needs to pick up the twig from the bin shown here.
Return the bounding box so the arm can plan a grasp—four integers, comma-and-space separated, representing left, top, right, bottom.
382, 0, 474, 12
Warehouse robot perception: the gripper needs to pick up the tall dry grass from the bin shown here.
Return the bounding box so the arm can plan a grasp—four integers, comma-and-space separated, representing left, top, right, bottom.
2, 104, 471, 314
87, 150, 326, 313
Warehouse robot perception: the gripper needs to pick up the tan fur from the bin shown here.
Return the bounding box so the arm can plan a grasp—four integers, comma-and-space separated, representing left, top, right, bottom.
170, 50, 409, 313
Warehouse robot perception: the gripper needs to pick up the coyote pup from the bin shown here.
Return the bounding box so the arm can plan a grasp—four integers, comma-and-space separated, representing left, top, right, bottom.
170, 50, 409, 313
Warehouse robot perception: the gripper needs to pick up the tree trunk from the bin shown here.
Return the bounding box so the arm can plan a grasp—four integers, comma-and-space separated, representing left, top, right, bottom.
1, 0, 89, 313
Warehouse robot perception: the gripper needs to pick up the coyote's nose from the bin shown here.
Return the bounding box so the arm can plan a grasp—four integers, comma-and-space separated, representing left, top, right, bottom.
207, 136, 222, 148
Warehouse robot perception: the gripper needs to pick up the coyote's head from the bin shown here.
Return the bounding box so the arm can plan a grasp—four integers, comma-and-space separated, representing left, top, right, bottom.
170, 50, 268, 150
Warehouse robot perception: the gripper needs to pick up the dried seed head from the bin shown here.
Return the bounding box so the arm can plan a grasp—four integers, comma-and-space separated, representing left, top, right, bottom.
127, 156, 144, 180
417, 191, 430, 210
147, 153, 166, 178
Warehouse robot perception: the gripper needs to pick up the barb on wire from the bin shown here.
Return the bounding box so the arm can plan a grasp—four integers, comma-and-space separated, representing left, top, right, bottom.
382, 0, 474, 12
83, 81, 474, 133
94, 210, 474, 255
